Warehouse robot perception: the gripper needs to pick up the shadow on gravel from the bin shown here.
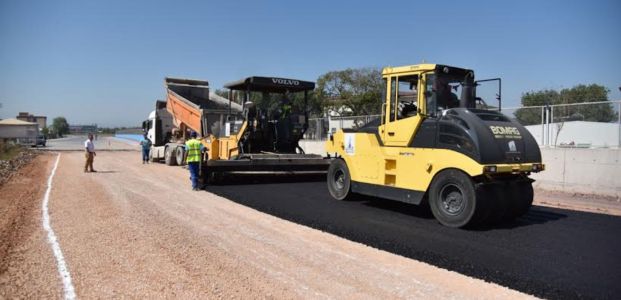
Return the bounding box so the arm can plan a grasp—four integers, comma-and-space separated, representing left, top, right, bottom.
207, 173, 325, 186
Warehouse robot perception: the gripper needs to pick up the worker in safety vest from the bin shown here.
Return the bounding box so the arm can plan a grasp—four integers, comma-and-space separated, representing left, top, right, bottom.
184, 131, 205, 191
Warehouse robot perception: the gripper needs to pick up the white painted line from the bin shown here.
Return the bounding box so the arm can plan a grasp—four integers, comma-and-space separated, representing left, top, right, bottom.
42, 153, 77, 300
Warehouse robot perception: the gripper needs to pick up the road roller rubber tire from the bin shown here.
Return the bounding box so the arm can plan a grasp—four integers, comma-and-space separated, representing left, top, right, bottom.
510, 181, 534, 218
429, 169, 478, 228
471, 184, 495, 226
327, 159, 355, 201
485, 183, 512, 225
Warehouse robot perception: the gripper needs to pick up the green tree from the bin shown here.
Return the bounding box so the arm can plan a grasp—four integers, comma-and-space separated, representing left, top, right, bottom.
514, 90, 558, 125
41, 126, 49, 137
316, 68, 383, 116
285, 90, 322, 117
52, 117, 69, 137
556, 84, 615, 123
515, 84, 615, 125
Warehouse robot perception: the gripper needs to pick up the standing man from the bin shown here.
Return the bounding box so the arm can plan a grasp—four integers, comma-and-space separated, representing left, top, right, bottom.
140, 134, 152, 164
84, 133, 97, 172
184, 131, 205, 191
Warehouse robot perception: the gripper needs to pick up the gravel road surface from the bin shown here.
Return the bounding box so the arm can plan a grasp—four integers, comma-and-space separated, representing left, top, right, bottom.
0, 152, 536, 299
206, 174, 621, 299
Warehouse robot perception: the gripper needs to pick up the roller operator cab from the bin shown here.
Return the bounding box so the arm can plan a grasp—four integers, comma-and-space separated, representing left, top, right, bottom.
325, 64, 545, 228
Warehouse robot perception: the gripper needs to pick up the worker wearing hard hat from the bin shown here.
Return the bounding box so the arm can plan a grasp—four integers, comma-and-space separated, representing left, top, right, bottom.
184, 131, 205, 191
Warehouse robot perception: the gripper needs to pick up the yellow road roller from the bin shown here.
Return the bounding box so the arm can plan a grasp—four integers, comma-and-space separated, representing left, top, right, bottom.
325, 64, 544, 228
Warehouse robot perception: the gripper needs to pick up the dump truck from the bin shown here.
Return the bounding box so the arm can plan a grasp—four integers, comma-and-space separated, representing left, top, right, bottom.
143, 77, 329, 183
143, 78, 241, 165
325, 64, 544, 228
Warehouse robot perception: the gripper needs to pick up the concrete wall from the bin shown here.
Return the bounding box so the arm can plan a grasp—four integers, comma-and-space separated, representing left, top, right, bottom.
299, 140, 326, 156
532, 148, 621, 198
299, 140, 621, 198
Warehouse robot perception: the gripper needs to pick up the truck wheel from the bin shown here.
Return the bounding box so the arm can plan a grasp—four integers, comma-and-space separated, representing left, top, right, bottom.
175, 147, 185, 166
164, 146, 177, 166
149, 149, 157, 163
429, 169, 477, 228
327, 159, 354, 201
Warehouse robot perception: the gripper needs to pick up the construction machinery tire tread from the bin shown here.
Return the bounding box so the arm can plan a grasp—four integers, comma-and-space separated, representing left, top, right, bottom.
485, 183, 512, 225
175, 146, 185, 166
164, 146, 177, 166
511, 181, 534, 218
428, 169, 477, 228
327, 159, 355, 201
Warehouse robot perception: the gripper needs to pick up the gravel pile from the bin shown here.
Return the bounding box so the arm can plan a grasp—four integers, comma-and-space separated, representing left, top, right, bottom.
0, 150, 39, 186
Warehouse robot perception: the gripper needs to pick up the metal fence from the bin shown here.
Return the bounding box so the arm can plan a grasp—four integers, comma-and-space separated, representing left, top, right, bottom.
303, 100, 621, 148
304, 115, 381, 141
501, 100, 621, 148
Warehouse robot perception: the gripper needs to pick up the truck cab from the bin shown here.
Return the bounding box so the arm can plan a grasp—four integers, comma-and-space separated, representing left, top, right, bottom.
143, 100, 174, 149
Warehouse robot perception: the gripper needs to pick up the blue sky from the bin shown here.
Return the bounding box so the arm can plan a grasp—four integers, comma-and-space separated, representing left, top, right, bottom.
1, 0, 619, 127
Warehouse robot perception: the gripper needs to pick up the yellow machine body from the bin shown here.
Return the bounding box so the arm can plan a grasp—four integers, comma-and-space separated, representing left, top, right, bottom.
325, 64, 544, 227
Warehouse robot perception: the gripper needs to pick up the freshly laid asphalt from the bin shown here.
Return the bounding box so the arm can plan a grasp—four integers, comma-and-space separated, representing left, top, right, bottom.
206, 174, 621, 300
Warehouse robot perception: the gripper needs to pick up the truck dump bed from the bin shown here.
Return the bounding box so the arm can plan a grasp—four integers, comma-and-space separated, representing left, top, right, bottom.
165, 77, 241, 137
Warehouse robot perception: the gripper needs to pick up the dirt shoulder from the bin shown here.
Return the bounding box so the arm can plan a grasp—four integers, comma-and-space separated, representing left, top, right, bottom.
0, 146, 39, 186
534, 189, 621, 216
0, 153, 60, 299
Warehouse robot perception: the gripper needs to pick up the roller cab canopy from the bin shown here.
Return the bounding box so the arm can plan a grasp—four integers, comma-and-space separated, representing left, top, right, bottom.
224, 76, 315, 93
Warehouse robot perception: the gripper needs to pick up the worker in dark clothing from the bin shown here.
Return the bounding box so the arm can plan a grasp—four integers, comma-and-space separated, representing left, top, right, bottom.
140, 134, 152, 164
435, 79, 460, 109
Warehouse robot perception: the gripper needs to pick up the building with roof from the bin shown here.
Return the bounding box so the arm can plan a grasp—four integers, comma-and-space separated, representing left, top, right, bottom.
0, 118, 39, 145
16, 112, 47, 130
